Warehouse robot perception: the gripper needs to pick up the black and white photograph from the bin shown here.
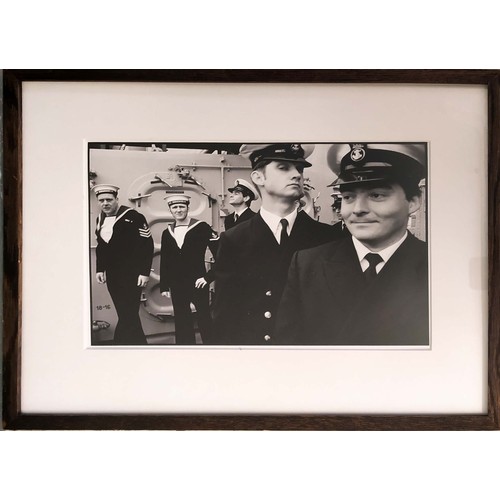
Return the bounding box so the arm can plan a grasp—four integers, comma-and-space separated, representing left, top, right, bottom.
89, 141, 429, 347
6, 70, 494, 431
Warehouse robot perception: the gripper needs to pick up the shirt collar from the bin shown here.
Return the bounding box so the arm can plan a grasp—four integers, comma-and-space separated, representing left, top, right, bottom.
260, 206, 298, 234
172, 217, 192, 229
98, 206, 131, 228
234, 206, 249, 217
352, 231, 408, 264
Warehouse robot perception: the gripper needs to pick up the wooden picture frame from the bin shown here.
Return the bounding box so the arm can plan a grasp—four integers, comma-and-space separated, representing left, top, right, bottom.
3, 69, 500, 430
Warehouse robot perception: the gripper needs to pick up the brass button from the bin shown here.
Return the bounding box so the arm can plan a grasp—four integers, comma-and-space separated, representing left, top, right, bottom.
264, 335, 271, 341
264, 311, 272, 319
265, 290, 272, 296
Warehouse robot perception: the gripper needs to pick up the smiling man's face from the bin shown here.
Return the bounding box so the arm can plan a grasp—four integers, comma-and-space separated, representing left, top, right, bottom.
340, 182, 421, 251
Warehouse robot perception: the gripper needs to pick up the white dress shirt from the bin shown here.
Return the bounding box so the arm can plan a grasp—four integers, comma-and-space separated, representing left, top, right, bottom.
352, 231, 408, 274
260, 207, 298, 243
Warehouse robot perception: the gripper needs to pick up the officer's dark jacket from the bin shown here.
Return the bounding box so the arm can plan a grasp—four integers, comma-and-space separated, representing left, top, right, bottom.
275, 232, 429, 345
211, 210, 339, 345
160, 219, 215, 291
95, 205, 154, 277
224, 207, 256, 231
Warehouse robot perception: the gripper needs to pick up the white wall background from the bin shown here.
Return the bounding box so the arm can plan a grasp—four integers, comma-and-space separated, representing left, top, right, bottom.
20, 82, 487, 415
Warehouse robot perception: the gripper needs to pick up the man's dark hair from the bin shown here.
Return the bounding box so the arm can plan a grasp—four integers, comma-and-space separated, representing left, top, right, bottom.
397, 177, 423, 200
340, 175, 422, 201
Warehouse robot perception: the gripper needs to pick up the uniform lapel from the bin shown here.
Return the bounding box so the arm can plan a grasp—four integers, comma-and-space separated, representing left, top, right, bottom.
321, 239, 379, 344
239, 209, 252, 223
335, 234, 427, 344
367, 234, 423, 291
321, 237, 365, 302
288, 210, 323, 249
254, 212, 280, 249
288, 210, 306, 245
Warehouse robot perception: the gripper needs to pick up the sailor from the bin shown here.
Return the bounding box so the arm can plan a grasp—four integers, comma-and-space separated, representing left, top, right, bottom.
210, 143, 339, 345
93, 184, 154, 345
224, 178, 258, 230
160, 194, 216, 345
275, 143, 429, 345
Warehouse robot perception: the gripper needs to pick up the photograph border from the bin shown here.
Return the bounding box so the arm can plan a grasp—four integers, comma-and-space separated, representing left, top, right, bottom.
3, 69, 500, 430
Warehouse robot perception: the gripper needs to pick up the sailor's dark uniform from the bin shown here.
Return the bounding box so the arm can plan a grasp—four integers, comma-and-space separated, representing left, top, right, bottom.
160, 219, 216, 345
275, 233, 429, 345
95, 205, 154, 345
211, 210, 338, 345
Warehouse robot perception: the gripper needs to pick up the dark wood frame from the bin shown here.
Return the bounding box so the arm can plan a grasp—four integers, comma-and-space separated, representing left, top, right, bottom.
3, 69, 500, 430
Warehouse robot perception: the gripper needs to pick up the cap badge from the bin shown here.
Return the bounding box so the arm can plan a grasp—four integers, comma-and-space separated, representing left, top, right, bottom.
350, 145, 366, 162
291, 144, 300, 152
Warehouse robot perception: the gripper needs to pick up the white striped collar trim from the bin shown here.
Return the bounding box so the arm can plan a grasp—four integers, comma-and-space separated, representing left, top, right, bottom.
115, 208, 133, 224
167, 219, 204, 239
98, 207, 133, 230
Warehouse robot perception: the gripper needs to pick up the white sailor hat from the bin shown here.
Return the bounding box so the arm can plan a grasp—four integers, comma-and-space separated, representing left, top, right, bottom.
228, 178, 259, 201
164, 194, 191, 206
239, 143, 315, 169
92, 184, 120, 196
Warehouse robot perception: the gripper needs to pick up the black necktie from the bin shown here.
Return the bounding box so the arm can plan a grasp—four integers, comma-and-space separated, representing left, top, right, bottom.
234, 213, 239, 222
364, 253, 383, 282
280, 219, 289, 245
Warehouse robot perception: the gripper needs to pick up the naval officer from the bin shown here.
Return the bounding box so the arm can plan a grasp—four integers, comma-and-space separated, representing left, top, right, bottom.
224, 178, 258, 230
93, 184, 154, 345
210, 143, 339, 345
275, 143, 429, 345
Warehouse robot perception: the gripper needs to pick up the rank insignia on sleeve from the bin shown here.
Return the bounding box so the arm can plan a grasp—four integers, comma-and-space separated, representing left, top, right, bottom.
139, 227, 152, 238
